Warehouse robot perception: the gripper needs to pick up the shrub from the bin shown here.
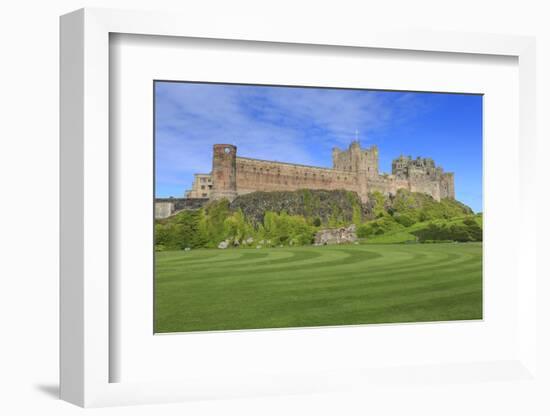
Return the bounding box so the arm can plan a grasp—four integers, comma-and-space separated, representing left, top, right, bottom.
412, 217, 482, 243
356, 224, 371, 238
357, 216, 402, 239
394, 213, 416, 227
155, 210, 207, 249
199, 199, 231, 247
223, 209, 254, 245
262, 211, 315, 246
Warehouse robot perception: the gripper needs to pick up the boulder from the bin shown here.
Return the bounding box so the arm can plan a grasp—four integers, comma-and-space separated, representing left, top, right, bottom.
218, 241, 229, 249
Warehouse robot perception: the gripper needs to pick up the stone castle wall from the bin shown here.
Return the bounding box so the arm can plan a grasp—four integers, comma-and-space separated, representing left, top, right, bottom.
205, 142, 455, 204
366, 175, 409, 196
235, 157, 359, 196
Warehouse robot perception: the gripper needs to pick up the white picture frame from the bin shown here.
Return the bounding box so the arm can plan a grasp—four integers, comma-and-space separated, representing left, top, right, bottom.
60, 7, 538, 408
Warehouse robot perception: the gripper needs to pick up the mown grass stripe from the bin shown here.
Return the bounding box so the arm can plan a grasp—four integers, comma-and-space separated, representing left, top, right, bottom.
161, 248, 476, 288
155, 243, 482, 332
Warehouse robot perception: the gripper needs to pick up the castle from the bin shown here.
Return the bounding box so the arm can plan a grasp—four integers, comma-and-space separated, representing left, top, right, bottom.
184, 141, 455, 204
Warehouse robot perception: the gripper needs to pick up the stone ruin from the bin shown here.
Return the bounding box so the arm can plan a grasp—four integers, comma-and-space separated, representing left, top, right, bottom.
314, 224, 357, 245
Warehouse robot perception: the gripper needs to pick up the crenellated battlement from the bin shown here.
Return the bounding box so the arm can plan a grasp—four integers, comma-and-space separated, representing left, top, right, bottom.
332, 141, 379, 177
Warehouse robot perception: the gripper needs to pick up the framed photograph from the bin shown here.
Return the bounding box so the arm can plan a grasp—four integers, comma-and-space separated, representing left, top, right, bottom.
60, 8, 538, 408
153, 80, 482, 334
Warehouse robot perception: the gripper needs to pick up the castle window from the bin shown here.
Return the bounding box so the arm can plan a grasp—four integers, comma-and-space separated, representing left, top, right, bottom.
201, 185, 205, 190
202, 193, 207, 197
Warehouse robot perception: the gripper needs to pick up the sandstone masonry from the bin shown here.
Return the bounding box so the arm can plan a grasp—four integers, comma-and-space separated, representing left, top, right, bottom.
192, 141, 454, 204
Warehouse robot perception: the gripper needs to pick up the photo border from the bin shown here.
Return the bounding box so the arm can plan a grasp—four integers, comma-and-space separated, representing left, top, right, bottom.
60, 7, 537, 407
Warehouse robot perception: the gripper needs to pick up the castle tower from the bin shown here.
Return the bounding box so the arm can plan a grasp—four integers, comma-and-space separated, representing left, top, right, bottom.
210, 144, 238, 201
440, 172, 455, 199
363, 145, 379, 177
352, 142, 369, 203
350, 140, 362, 172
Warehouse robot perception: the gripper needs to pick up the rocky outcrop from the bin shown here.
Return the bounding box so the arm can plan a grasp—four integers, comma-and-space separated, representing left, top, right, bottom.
230, 189, 366, 226
314, 224, 357, 245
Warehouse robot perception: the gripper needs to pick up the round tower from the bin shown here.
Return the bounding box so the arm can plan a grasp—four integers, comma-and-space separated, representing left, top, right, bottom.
210, 144, 238, 201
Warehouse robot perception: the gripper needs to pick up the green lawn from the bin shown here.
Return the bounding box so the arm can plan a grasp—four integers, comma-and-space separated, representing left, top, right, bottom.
154, 243, 482, 333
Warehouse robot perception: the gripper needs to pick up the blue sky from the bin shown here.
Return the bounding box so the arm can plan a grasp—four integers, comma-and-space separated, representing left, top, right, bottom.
155, 81, 482, 212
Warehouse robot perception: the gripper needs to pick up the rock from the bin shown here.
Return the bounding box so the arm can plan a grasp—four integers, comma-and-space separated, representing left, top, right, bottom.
229, 189, 367, 226
245, 237, 254, 244
314, 224, 357, 245
184, 247, 191, 251
256, 245, 262, 249
218, 241, 229, 249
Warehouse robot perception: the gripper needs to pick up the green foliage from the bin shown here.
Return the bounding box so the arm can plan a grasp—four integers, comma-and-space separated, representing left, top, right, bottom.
262, 211, 315, 246
156, 199, 317, 250
199, 199, 231, 247
357, 216, 403, 238
356, 224, 370, 238
412, 216, 482, 242
368, 191, 387, 218
223, 209, 254, 245
393, 212, 416, 227
155, 189, 481, 250
347, 191, 363, 226
328, 202, 345, 227
360, 230, 418, 244
155, 210, 207, 250
390, 189, 473, 222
